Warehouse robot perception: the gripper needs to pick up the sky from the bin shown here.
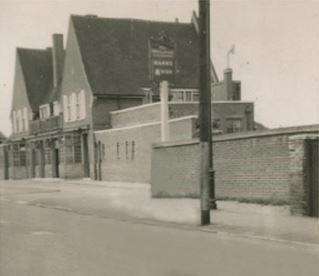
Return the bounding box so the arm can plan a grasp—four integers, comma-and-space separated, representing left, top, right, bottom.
0, 0, 318, 136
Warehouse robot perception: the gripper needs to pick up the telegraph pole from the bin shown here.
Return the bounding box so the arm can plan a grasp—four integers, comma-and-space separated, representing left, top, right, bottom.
199, 0, 213, 225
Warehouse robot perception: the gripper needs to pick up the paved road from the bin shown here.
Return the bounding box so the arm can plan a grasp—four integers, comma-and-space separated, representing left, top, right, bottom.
1, 181, 319, 276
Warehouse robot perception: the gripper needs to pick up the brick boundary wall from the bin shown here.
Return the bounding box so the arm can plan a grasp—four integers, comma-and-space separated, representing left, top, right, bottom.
151, 125, 319, 215
95, 116, 197, 183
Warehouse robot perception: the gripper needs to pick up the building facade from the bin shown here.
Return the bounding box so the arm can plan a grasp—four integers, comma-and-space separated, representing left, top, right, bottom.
0, 13, 255, 181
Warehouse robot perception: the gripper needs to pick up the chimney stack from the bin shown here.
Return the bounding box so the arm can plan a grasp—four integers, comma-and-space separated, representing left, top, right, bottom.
224, 68, 233, 100
52, 34, 64, 87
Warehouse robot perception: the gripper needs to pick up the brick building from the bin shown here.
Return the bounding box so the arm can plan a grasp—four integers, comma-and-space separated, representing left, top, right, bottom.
0, 13, 254, 180
0, 13, 317, 217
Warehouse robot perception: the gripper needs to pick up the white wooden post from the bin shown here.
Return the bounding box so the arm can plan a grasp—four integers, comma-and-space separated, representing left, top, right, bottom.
160, 80, 170, 142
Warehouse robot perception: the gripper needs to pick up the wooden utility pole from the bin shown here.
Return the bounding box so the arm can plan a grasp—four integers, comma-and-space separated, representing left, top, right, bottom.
199, 0, 213, 225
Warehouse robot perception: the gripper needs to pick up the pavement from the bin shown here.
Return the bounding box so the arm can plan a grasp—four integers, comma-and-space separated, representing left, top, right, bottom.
1, 179, 318, 246
1, 179, 319, 276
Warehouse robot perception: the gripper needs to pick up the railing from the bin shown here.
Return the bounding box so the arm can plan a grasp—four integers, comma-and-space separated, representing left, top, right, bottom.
30, 115, 62, 134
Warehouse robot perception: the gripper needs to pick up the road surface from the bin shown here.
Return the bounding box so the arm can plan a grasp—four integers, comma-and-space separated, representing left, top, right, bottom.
0, 180, 318, 276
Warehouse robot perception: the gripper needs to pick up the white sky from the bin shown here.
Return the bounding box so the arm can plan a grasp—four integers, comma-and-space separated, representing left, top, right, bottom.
0, 0, 318, 136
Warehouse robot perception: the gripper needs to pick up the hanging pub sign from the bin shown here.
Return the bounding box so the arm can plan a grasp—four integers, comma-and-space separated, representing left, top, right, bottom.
149, 33, 175, 82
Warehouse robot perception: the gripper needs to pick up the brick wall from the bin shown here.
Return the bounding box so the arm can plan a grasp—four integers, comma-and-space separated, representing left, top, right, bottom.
93, 97, 143, 130
214, 135, 290, 202
151, 126, 319, 209
61, 163, 84, 179
110, 103, 161, 128
151, 141, 200, 197
288, 134, 319, 215
110, 101, 254, 132
8, 166, 28, 179
95, 116, 197, 183
169, 102, 254, 133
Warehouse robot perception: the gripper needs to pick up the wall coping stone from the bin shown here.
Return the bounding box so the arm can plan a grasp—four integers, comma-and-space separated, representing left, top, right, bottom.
153, 138, 200, 149
110, 100, 254, 116
153, 125, 319, 148
169, 101, 254, 104
95, 115, 197, 134
213, 124, 319, 142
288, 134, 319, 141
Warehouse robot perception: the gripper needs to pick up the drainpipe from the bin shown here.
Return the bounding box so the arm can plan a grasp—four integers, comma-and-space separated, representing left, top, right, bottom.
160, 81, 170, 142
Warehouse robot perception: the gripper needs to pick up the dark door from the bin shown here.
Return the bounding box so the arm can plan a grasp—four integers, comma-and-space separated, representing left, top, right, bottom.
39, 141, 45, 178
4, 147, 9, 180
306, 139, 319, 217
54, 148, 59, 178
97, 141, 102, 181
82, 134, 90, 178
31, 149, 36, 178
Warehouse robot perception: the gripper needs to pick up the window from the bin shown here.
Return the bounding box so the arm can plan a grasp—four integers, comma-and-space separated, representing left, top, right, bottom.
12, 144, 20, 166
68, 94, 73, 121
76, 93, 80, 120
44, 142, 51, 165
226, 119, 242, 133
79, 90, 86, 120
19, 145, 26, 166
116, 142, 120, 160
63, 95, 68, 122
192, 92, 199, 102
64, 135, 73, 163
16, 110, 22, 132
185, 91, 192, 102
212, 119, 221, 130
39, 104, 50, 120
67, 95, 72, 121
170, 89, 199, 102
131, 141, 135, 160
232, 83, 241, 101
142, 88, 153, 104
125, 141, 129, 160
23, 107, 28, 131
64, 134, 82, 163
102, 143, 105, 161
171, 91, 184, 101
73, 134, 82, 163
53, 101, 60, 116
21, 111, 26, 132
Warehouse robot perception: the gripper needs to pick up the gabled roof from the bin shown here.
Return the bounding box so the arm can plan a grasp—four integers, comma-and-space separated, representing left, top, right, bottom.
71, 15, 200, 95
17, 48, 53, 110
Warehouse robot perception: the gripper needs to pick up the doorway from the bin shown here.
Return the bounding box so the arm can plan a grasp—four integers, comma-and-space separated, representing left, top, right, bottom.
306, 139, 319, 217
53, 148, 59, 178
82, 134, 90, 178
4, 147, 9, 180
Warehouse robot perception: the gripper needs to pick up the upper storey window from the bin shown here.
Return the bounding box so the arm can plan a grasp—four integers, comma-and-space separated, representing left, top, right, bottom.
53, 101, 60, 116
39, 104, 50, 120
63, 90, 86, 122
12, 107, 29, 133
226, 118, 242, 133
170, 89, 199, 102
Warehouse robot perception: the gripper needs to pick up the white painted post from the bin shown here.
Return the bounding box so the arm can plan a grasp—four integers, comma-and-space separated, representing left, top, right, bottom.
160, 80, 170, 142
